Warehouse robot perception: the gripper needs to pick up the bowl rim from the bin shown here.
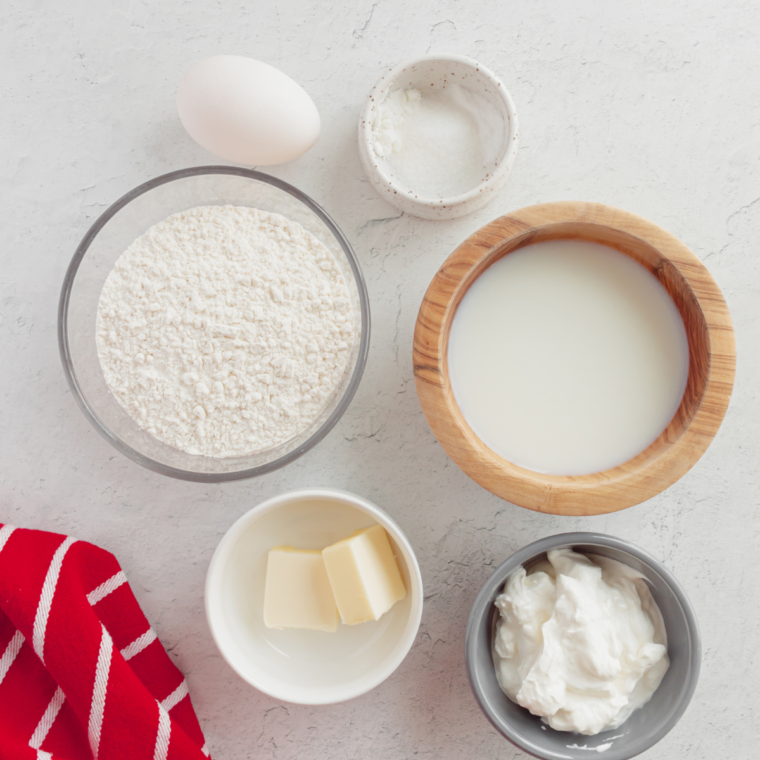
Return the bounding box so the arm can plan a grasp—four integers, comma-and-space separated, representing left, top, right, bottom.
358, 52, 519, 207
464, 531, 702, 760
58, 166, 371, 482
204, 487, 424, 705
413, 201, 736, 515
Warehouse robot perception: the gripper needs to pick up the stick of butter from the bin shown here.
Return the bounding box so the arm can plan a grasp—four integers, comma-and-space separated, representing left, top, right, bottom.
322, 525, 406, 625
263, 547, 339, 632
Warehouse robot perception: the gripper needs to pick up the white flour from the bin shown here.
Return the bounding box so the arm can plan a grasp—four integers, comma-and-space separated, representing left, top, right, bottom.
96, 205, 359, 457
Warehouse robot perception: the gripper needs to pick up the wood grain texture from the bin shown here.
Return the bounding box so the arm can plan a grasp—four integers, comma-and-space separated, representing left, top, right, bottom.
413, 202, 736, 516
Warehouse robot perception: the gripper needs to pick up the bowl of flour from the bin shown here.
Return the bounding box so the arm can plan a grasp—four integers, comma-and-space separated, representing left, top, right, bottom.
59, 167, 369, 481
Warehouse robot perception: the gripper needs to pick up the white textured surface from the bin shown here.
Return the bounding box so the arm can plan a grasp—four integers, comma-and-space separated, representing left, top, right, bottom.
1, 1, 758, 758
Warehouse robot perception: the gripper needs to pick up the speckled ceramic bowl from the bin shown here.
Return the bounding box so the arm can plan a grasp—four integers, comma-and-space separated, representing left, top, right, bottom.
358, 54, 519, 220
465, 533, 701, 760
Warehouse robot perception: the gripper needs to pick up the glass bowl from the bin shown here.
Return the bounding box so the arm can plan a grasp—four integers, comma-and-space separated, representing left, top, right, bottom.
58, 167, 370, 482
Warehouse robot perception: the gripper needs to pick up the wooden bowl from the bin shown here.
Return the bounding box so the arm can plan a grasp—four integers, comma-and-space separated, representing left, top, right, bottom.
413, 202, 736, 515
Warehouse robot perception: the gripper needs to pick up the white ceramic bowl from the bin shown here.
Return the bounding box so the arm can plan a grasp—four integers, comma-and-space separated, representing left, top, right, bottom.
205, 488, 423, 704
358, 53, 519, 220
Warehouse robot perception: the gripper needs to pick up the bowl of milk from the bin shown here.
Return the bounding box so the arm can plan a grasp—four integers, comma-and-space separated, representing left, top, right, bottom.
413, 201, 735, 514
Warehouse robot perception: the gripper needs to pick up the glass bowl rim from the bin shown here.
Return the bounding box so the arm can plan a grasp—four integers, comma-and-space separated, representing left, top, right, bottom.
58, 165, 371, 482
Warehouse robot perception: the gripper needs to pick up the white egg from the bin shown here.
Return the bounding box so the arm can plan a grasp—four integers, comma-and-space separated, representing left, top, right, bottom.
177, 55, 320, 166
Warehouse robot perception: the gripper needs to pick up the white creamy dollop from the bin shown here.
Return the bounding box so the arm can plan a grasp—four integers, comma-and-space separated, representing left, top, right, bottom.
493, 549, 669, 736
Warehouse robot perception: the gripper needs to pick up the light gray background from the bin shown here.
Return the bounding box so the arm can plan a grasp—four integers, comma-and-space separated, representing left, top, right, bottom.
2, 1, 758, 757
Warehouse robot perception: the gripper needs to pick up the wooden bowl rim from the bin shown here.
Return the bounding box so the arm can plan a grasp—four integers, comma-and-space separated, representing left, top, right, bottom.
413, 201, 736, 515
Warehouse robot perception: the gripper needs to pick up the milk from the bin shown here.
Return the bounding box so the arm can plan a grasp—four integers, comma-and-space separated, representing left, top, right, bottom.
447, 240, 689, 476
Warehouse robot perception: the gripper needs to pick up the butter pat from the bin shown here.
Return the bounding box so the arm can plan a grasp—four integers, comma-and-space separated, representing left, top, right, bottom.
263, 547, 338, 632
322, 525, 406, 625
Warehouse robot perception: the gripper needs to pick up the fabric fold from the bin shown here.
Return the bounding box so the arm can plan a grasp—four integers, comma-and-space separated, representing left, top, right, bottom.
0, 524, 209, 760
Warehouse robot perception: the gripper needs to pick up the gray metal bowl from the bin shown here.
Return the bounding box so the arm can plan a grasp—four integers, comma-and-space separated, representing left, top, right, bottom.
465, 532, 700, 759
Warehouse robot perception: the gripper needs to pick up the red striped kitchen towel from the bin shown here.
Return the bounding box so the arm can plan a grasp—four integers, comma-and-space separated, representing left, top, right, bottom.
0, 524, 210, 760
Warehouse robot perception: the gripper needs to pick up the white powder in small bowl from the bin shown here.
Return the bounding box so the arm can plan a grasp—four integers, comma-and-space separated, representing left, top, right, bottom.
371, 85, 504, 199
96, 205, 359, 458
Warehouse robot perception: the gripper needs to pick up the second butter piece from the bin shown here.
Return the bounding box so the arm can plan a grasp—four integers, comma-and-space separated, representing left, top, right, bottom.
322, 524, 407, 625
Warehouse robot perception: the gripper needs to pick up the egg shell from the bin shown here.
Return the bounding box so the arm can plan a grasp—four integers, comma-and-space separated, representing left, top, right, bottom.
177, 55, 320, 166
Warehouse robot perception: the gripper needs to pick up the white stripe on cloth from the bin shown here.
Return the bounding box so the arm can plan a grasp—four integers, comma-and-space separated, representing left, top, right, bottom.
36, 751, 52, 760
160, 680, 188, 712
0, 524, 16, 554
88, 624, 113, 759
153, 703, 171, 760
0, 630, 24, 685
87, 571, 127, 606
32, 536, 77, 663
120, 628, 157, 661
29, 686, 66, 749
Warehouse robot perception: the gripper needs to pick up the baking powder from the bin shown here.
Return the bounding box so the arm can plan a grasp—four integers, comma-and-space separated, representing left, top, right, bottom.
371, 85, 504, 198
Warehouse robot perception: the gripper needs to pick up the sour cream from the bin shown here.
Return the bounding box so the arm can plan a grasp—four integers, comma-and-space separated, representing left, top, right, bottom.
493, 549, 669, 736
